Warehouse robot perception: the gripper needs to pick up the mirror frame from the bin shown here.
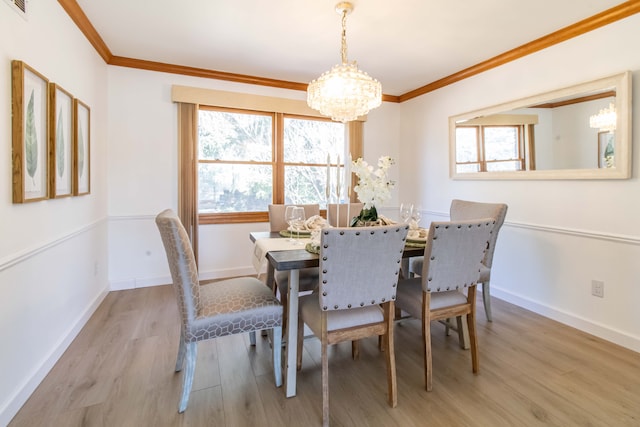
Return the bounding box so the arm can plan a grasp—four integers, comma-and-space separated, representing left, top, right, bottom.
449, 71, 632, 180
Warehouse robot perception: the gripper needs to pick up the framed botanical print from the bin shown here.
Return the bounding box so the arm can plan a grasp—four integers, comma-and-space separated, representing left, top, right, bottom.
11, 60, 49, 203
598, 131, 615, 168
49, 83, 74, 198
73, 99, 91, 195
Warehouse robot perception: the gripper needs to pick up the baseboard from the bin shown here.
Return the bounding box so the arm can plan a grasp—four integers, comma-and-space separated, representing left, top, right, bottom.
0, 286, 109, 426
491, 287, 640, 353
109, 267, 257, 291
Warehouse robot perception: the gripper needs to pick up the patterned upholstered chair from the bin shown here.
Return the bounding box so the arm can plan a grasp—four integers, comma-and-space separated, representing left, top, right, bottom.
155, 209, 283, 412
297, 224, 409, 426
268, 204, 321, 328
410, 199, 508, 321
397, 219, 495, 391
326, 203, 364, 227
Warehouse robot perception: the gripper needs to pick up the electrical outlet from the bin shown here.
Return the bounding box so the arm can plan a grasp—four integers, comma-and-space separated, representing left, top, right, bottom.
591, 280, 604, 298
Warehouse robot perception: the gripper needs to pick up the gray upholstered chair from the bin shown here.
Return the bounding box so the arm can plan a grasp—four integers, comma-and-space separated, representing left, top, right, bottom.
326, 202, 364, 227
397, 219, 495, 391
268, 204, 320, 328
155, 209, 282, 412
297, 224, 409, 426
410, 199, 508, 321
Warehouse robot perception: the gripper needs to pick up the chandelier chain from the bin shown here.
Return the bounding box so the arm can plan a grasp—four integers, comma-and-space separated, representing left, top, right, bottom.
341, 8, 348, 64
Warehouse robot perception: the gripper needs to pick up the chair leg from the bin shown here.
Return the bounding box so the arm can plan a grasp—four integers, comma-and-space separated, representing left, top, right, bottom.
321, 314, 329, 427
297, 310, 304, 371
384, 302, 397, 408
281, 292, 289, 338
482, 281, 493, 322
422, 292, 433, 392
352, 340, 360, 360
456, 315, 470, 350
178, 342, 197, 413
272, 326, 283, 387
175, 330, 186, 372
249, 331, 257, 346
468, 288, 479, 374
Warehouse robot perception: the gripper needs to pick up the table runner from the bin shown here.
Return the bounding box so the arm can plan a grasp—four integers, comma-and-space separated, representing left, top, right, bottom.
252, 237, 312, 274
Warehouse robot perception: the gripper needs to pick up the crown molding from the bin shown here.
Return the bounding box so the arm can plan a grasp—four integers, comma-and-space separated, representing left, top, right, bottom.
58, 0, 640, 103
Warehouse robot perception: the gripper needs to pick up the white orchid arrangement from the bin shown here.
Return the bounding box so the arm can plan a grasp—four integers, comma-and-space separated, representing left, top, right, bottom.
351, 156, 395, 211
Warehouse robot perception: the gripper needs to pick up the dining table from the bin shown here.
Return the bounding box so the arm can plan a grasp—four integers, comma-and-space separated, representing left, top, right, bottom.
249, 230, 425, 398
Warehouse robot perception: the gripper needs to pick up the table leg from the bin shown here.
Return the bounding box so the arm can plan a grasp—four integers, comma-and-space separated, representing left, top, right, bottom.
285, 268, 299, 398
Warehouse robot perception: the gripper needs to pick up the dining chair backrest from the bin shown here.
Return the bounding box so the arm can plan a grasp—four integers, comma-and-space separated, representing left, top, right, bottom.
155, 209, 201, 327
319, 225, 409, 311
449, 199, 508, 269
268, 204, 320, 232
327, 203, 364, 227
420, 219, 495, 293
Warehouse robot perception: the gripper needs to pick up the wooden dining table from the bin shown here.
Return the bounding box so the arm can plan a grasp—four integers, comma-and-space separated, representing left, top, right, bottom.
249, 230, 425, 398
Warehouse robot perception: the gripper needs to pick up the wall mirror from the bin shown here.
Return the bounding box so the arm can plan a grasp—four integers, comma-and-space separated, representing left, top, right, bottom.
450, 71, 631, 180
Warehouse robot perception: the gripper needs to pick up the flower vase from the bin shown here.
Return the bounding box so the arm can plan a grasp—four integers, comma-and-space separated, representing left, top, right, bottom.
351, 206, 379, 227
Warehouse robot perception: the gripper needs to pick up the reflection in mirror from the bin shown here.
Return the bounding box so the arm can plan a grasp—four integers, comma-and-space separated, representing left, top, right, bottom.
450, 71, 631, 180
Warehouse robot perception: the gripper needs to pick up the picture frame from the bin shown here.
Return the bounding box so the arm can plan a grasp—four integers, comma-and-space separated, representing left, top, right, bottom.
49, 83, 74, 198
73, 99, 91, 195
11, 60, 49, 203
598, 131, 615, 168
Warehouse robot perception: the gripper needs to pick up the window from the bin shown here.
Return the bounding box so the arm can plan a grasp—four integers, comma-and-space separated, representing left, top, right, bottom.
455, 125, 525, 172
198, 107, 346, 224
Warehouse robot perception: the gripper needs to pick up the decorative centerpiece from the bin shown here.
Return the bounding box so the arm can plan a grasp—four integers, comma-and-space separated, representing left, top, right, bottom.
350, 156, 395, 226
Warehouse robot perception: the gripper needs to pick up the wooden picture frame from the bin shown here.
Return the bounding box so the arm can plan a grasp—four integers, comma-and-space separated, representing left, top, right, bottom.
598, 131, 615, 168
73, 99, 91, 195
11, 60, 49, 203
49, 83, 74, 198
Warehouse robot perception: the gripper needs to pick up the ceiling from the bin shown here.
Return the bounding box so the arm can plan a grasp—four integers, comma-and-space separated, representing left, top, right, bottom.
74, 0, 626, 97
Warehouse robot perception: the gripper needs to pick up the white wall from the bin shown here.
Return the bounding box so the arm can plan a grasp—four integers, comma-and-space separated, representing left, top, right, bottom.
398, 14, 640, 352
0, 1, 109, 424
106, 66, 402, 288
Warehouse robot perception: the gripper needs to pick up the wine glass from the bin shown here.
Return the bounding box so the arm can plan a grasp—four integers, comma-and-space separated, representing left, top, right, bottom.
399, 203, 413, 223
411, 205, 422, 226
291, 207, 306, 244
285, 206, 297, 243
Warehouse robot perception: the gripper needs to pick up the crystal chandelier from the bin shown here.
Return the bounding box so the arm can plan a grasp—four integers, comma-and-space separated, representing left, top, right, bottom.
307, 2, 382, 123
589, 102, 617, 133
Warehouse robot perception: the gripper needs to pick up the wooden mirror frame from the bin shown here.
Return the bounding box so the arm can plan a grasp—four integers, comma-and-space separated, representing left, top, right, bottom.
449, 71, 632, 180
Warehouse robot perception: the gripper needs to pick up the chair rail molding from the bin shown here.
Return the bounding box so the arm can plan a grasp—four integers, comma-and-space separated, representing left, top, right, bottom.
0, 217, 107, 272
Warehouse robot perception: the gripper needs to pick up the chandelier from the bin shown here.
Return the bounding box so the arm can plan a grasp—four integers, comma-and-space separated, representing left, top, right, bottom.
307, 2, 382, 123
589, 102, 617, 133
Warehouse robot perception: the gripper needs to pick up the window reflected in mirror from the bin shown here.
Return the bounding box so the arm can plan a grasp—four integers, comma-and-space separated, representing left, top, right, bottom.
450, 71, 631, 180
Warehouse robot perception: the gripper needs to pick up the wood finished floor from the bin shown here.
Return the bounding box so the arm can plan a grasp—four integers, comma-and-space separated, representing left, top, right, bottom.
9, 285, 640, 427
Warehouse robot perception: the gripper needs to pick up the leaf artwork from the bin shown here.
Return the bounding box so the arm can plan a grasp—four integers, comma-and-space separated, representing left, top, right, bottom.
56, 107, 65, 177
25, 89, 38, 184
78, 121, 85, 178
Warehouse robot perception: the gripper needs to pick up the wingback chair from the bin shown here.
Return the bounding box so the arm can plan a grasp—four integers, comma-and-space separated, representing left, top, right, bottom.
297, 224, 409, 426
155, 209, 283, 412
397, 219, 495, 391
410, 199, 508, 321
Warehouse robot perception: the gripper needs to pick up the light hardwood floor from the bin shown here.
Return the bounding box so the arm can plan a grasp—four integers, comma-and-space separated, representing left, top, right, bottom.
9, 285, 640, 427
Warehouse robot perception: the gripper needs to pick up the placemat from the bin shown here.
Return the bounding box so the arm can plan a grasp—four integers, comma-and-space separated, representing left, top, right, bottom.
279, 229, 312, 238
